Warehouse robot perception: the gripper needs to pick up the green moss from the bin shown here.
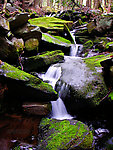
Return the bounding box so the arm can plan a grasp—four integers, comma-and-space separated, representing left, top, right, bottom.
105, 42, 113, 49
42, 33, 71, 45
0, 62, 56, 93
108, 91, 113, 100
84, 53, 113, 71
83, 40, 93, 50
25, 38, 39, 51
40, 118, 93, 149
28, 17, 73, 30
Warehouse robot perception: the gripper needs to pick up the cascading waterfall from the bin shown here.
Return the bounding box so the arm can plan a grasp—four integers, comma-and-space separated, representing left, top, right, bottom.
39, 64, 73, 120
70, 44, 83, 56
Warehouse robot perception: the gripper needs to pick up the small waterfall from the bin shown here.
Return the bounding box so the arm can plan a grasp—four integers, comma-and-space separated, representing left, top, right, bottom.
70, 44, 83, 56
39, 64, 73, 120
70, 30, 83, 57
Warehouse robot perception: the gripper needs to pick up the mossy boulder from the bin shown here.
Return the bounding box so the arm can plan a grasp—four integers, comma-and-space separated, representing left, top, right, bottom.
23, 50, 64, 72
0, 61, 57, 111
0, 37, 19, 64
24, 38, 39, 56
55, 54, 113, 114
28, 17, 73, 32
38, 118, 94, 150
39, 33, 71, 55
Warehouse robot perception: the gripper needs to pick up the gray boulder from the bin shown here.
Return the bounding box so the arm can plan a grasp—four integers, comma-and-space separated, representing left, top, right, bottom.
55, 55, 108, 114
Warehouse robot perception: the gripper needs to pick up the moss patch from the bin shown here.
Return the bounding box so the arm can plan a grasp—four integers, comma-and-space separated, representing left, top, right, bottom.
39, 118, 94, 150
42, 33, 71, 45
28, 17, 73, 30
0, 62, 56, 93
23, 50, 64, 72
84, 53, 113, 71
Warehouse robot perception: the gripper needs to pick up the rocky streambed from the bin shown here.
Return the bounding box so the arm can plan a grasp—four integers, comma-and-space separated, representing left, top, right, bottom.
1, 3, 113, 149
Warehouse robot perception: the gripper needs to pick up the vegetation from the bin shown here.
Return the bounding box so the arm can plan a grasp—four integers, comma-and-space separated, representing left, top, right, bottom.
39, 118, 94, 149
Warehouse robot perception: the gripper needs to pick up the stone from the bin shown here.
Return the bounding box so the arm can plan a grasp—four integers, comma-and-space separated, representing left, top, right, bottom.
11, 37, 24, 53
14, 23, 42, 41
0, 16, 10, 36
38, 118, 94, 150
24, 38, 39, 56
22, 50, 64, 72
22, 102, 51, 116
9, 13, 29, 31
0, 61, 58, 109
55, 54, 111, 114
0, 37, 18, 64
39, 33, 71, 55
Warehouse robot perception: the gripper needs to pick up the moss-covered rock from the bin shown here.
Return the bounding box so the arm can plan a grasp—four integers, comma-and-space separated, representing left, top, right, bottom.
0, 61, 58, 108
24, 38, 39, 56
38, 32, 71, 55
23, 50, 64, 72
55, 54, 113, 114
38, 118, 94, 150
28, 17, 73, 31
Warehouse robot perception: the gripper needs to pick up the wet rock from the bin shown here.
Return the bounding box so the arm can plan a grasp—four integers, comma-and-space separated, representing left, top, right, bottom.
0, 37, 18, 64
38, 118, 94, 150
0, 61, 57, 112
24, 38, 39, 56
9, 13, 29, 31
0, 16, 10, 36
22, 50, 64, 72
39, 33, 71, 55
28, 16, 73, 32
11, 37, 24, 53
55, 55, 110, 114
22, 102, 51, 116
13, 23, 42, 42
87, 16, 113, 36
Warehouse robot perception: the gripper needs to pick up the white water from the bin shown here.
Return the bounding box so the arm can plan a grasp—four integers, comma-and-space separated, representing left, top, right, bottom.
39, 64, 73, 120
70, 44, 83, 56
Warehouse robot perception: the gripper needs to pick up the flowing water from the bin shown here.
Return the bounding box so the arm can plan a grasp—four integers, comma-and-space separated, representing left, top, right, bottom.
39, 40, 83, 120
39, 64, 73, 120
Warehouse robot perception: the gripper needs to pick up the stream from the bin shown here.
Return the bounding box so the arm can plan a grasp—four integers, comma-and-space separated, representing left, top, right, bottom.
0, 33, 113, 150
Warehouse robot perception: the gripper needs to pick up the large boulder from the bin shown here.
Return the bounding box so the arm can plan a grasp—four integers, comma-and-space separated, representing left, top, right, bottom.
28, 17, 73, 32
87, 16, 113, 36
38, 118, 94, 150
0, 37, 19, 64
22, 50, 64, 72
9, 13, 29, 31
0, 61, 57, 112
55, 54, 112, 114
13, 23, 42, 42
39, 33, 71, 55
